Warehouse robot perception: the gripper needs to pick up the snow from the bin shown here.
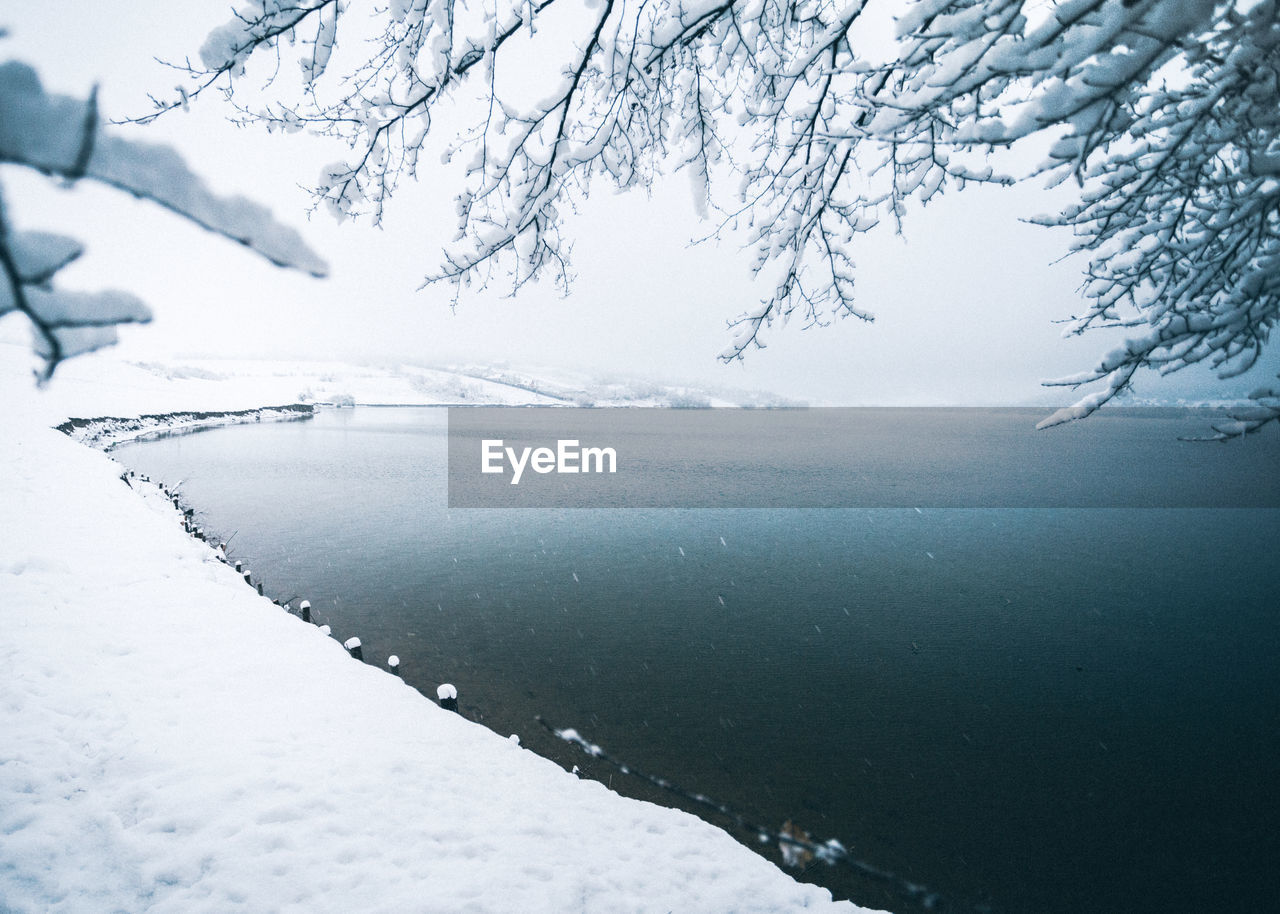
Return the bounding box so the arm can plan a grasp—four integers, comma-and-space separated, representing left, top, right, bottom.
91, 134, 330, 278
6, 231, 84, 286
59, 406, 314, 450
1, 59, 327, 369
0, 351, 788, 418
0, 354, 869, 913
0, 61, 329, 281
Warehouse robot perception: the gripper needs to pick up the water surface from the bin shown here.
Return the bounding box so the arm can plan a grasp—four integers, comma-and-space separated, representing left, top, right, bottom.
114, 408, 1280, 914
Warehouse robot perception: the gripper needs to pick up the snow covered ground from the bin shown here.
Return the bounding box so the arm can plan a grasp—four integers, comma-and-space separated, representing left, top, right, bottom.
0, 352, 869, 913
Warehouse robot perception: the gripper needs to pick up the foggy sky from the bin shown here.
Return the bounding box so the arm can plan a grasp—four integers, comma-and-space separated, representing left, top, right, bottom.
4, 2, 1276, 405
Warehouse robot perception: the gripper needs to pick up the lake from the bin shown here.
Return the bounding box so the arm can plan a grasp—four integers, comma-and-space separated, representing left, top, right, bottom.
113, 407, 1280, 914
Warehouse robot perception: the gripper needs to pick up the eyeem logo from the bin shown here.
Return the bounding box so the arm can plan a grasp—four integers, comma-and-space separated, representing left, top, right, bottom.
481, 439, 617, 485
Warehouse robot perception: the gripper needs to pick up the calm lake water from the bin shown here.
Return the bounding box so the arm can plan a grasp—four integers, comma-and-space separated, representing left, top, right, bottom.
113, 407, 1280, 914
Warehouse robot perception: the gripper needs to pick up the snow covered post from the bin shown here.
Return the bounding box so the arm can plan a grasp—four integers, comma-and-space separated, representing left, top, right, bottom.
299, 600, 311, 623
243, 569, 252, 585
388, 655, 400, 676
256, 582, 264, 596
344, 637, 363, 660
234, 560, 244, 574
437, 683, 458, 713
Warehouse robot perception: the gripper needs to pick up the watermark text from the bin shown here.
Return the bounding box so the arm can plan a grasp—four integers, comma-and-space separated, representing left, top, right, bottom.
481, 438, 617, 485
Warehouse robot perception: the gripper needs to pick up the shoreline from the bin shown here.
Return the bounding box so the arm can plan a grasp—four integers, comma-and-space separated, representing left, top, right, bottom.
88, 408, 836, 877
54, 398, 1279, 914
5, 404, 868, 913
61, 404, 901, 909
57, 403, 318, 451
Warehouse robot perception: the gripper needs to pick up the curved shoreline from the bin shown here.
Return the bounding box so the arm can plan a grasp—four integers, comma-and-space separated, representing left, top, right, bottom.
81, 405, 891, 908
5, 411, 867, 913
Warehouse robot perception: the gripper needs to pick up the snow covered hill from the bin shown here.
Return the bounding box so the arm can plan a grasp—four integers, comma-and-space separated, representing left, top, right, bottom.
5, 353, 793, 421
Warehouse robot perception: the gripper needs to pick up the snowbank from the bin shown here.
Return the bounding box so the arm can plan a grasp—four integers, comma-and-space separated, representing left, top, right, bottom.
0, 356, 871, 913
58, 404, 316, 450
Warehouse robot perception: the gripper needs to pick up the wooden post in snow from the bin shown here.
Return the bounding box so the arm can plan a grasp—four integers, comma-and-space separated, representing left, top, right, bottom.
437, 683, 458, 713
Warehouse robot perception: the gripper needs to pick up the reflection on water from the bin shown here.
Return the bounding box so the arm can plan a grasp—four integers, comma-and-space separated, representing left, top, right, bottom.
114, 407, 1280, 914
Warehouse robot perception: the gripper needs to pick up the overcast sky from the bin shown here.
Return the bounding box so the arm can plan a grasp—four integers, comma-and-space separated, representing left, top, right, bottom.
4, 2, 1276, 404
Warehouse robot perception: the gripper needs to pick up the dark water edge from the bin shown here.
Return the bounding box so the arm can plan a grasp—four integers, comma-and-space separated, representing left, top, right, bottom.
111, 408, 1280, 914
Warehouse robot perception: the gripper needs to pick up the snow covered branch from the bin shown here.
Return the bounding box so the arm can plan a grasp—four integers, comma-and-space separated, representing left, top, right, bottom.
152, 0, 1279, 426
0, 60, 327, 380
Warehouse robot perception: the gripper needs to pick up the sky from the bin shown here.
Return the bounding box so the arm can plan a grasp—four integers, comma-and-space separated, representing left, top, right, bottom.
3, 1, 1275, 405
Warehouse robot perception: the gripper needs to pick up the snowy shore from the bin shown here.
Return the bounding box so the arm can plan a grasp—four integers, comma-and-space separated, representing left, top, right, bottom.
1, 355, 870, 913
58, 404, 317, 450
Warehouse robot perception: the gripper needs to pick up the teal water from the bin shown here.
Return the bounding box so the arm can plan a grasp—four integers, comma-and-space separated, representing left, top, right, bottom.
114, 408, 1280, 914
